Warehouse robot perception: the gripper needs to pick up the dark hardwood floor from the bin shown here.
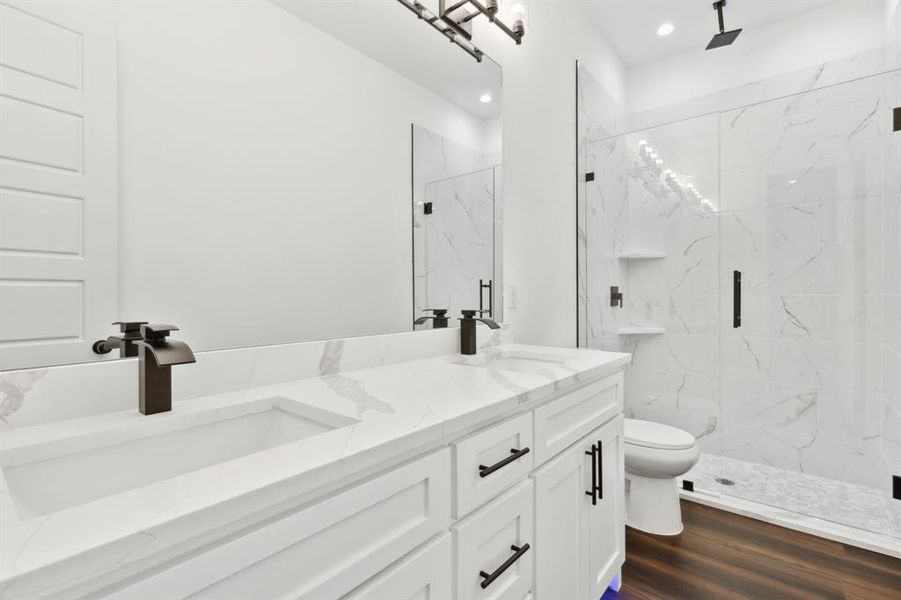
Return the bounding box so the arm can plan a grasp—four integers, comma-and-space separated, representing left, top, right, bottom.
603, 500, 901, 600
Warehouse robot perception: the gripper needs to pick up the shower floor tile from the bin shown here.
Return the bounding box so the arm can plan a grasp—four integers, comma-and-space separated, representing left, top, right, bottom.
684, 453, 901, 540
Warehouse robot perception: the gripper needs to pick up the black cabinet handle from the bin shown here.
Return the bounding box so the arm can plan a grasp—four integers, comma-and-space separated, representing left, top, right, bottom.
596, 439, 604, 500
479, 543, 531, 589
479, 447, 530, 478
585, 444, 597, 505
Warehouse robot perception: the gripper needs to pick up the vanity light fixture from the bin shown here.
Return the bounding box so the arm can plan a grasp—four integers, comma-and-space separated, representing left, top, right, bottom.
396, 0, 526, 63
480, 93, 493, 103
657, 22, 674, 36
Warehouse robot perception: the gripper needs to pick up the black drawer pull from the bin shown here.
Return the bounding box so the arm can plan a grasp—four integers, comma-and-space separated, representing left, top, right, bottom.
585, 444, 597, 505
478, 447, 530, 478
479, 543, 531, 589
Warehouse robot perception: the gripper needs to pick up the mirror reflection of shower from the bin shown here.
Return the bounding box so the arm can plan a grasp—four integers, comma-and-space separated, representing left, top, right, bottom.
412, 125, 502, 328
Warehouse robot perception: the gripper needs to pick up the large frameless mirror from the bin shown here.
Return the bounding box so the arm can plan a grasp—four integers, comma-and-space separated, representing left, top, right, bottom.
0, 0, 502, 370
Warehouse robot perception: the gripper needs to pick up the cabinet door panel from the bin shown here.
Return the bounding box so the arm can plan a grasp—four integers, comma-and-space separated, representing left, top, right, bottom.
106, 449, 451, 600
343, 533, 452, 600
454, 480, 534, 600
531, 440, 587, 600
586, 416, 625, 599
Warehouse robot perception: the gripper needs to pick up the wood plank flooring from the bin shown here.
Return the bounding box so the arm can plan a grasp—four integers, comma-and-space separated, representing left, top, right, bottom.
602, 500, 901, 600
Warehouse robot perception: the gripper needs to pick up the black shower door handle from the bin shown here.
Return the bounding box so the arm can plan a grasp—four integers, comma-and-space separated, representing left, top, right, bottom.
733, 270, 741, 328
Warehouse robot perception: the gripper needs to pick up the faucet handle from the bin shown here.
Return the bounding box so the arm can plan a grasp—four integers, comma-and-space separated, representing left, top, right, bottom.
141, 324, 180, 341
461, 309, 478, 319
424, 308, 448, 317
113, 321, 148, 336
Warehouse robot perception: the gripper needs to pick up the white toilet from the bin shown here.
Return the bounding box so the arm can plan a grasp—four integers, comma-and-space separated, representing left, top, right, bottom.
624, 418, 699, 536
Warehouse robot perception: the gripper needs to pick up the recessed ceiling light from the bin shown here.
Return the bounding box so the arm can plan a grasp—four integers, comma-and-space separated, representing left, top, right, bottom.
657, 23, 674, 36
788, 179, 797, 185
479, 93, 492, 103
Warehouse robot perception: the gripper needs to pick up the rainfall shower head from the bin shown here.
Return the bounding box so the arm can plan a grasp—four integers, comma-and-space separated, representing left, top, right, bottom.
706, 0, 742, 50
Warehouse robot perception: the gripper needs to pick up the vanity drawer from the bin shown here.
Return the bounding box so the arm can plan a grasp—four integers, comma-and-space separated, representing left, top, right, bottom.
343, 533, 452, 600
106, 449, 451, 600
454, 412, 534, 518
453, 480, 534, 600
532, 371, 622, 466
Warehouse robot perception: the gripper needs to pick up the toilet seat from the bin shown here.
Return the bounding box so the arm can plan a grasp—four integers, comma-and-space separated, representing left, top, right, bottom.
625, 419, 695, 450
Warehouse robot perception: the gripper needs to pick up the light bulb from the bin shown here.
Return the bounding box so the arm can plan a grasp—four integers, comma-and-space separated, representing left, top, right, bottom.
480, 93, 492, 103
511, 3, 525, 37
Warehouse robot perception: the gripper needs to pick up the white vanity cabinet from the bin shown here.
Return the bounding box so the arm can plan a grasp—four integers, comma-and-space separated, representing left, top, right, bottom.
532, 416, 625, 600
105, 449, 451, 600
95, 369, 625, 600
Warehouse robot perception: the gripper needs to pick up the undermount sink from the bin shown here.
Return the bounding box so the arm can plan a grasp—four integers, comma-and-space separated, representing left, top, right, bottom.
459, 349, 570, 373
0, 397, 358, 520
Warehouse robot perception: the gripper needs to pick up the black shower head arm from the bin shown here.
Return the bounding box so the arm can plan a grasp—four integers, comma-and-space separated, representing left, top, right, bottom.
714, 0, 726, 33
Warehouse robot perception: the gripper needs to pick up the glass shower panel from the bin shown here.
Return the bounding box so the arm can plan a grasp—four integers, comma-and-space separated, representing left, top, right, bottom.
584, 115, 723, 496
421, 167, 496, 320
717, 70, 901, 539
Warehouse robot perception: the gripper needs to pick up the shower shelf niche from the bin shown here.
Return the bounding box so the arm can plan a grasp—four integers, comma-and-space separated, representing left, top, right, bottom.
616, 251, 667, 259
616, 327, 666, 335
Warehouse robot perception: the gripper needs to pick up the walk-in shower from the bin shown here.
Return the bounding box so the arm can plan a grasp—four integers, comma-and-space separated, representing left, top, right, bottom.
577, 47, 901, 549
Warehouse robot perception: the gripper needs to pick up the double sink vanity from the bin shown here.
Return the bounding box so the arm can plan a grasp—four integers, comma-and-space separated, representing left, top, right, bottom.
0, 342, 629, 599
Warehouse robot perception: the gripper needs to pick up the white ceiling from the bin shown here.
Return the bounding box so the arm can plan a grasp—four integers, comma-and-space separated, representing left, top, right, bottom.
581, 0, 842, 67
273, 0, 502, 120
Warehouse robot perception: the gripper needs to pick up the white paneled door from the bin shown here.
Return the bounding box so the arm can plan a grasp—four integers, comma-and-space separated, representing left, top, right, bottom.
0, 0, 117, 369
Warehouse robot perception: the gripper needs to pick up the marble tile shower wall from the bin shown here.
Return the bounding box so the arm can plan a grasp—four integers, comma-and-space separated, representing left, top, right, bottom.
581, 47, 901, 502
577, 62, 622, 352
587, 115, 722, 450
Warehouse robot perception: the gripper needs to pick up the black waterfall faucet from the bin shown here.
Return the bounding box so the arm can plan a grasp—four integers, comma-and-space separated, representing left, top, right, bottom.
92, 321, 148, 358
459, 309, 500, 355
134, 324, 196, 415
414, 308, 450, 329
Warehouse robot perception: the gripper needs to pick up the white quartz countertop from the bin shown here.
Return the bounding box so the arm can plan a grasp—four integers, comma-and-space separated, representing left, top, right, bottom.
0, 344, 629, 597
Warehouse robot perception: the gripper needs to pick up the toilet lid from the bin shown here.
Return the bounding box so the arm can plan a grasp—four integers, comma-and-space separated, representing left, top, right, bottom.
624, 419, 696, 450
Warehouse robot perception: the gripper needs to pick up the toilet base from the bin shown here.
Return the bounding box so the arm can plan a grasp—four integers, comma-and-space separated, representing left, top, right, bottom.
625, 473, 684, 536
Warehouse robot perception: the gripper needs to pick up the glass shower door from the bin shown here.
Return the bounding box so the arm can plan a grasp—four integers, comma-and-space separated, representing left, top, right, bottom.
583, 114, 725, 499
715, 69, 901, 539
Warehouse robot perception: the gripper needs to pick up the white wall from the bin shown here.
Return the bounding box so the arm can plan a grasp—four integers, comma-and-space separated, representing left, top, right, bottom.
474, 5, 627, 348
89, 1, 490, 351
628, 1, 887, 113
